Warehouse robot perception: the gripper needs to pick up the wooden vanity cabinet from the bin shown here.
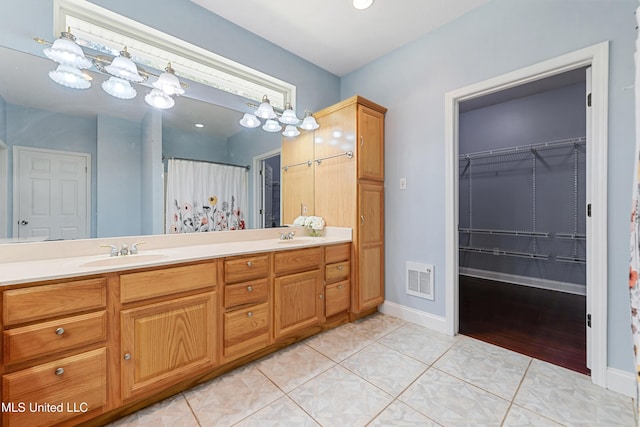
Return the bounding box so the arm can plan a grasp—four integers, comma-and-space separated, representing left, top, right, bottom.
1, 277, 109, 427
313, 96, 387, 317
273, 247, 324, 340
324, 243, 351, 317
119, 261, 217, 401
222, 254, 271, 362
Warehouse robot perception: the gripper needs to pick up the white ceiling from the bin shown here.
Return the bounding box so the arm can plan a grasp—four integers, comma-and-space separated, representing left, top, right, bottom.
191, 0, 491, 76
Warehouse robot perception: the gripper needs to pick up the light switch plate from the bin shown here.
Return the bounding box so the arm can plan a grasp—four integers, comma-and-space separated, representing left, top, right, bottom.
399, 177, 407, 190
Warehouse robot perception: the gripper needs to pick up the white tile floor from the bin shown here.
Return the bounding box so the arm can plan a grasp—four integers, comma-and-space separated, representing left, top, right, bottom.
107, 313, 636, 427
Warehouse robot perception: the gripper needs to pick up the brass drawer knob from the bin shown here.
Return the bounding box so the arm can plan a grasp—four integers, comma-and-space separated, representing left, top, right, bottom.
337, 266, 344, 270
123, 353, 131, 361
338, 285, 343, 289
247, 286, 253, 292
55, 367, 64, 376
247, 311, 253, 317
55, 327, 65, 335
319, 294, 324, 299
247, 261, 253, 267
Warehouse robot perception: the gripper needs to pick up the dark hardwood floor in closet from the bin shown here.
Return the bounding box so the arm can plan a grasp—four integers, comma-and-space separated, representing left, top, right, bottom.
459, 276, 588, 375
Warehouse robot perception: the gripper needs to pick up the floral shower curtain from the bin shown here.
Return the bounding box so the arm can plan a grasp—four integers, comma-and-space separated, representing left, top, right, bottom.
165, 159, 247, 233
630, 2, 640, 421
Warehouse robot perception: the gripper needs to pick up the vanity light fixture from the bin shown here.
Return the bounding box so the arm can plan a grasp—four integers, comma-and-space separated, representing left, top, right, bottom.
353, 0, 374, 10
36, 29, 185, 109
238, 96, 320, 136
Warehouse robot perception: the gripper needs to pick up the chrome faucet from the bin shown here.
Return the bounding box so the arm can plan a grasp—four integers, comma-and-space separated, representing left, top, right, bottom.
130, 242, 145, 254
279, 231, 296, 240
101, 244, 119, 257
120, 244, 129, 256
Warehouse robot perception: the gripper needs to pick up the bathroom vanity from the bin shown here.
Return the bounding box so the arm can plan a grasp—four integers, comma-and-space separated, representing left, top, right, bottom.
0, 227, 365, 426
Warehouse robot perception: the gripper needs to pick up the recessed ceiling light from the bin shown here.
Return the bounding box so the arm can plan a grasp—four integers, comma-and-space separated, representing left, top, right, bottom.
353, 0, 374, 10
194, 123, 204, 128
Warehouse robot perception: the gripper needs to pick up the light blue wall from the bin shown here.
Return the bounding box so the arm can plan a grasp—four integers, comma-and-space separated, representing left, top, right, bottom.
162, 127, 228, 163
96, 115, 141, 237
341, 0, 636, 373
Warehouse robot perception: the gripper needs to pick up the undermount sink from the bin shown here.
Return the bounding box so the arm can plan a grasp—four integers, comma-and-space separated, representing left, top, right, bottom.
80, 253, 169, 268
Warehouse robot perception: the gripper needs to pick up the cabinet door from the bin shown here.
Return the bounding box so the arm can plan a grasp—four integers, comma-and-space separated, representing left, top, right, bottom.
356, 183, 384, 312
273, 270, 323, 340
357, 105, 385, 182
121, 292, 217, 400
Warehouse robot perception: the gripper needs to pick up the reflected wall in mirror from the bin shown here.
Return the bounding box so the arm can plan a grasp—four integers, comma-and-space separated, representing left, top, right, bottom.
0, 46, 282, 242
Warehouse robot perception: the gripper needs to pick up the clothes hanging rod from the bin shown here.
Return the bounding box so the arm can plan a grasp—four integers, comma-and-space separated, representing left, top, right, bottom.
459, 227, 550, 238
460, 246, 549, 260
163, 156, 250, 170
459, 137, 586, 161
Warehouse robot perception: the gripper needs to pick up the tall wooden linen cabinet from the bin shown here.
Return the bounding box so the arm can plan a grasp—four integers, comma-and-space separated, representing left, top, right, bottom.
282, 96, 386, 318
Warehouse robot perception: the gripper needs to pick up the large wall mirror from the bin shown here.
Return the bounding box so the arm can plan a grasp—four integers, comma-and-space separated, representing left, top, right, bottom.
0, 45, 284, 242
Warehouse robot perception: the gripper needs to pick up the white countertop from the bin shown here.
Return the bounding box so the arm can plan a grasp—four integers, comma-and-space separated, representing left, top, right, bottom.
0, 227, 352, 286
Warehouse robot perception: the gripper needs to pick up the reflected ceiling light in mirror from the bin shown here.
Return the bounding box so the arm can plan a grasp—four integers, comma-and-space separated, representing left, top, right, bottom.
263, 119, 282, 132
43, 29, 92, 69
353, 0, 374, 10
283, 125, 301, 138
145, 88, 175, 109
152, 63, 185, 96
194, 123, 204, 128
279, 103, 300, 125
300, 111, 320, 130
255, 95, 277, 119
239, 113, 260, 128
48, 64, 91, 89
104, 47, 144, 82
102, 76, 137, 99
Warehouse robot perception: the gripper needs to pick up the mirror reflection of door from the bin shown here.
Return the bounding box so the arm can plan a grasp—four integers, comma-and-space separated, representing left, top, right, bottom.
13, 146, 90, 240
259, 154, 281, 228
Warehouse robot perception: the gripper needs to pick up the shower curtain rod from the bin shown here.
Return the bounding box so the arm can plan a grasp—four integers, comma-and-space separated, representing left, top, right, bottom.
163, 156, 250, 170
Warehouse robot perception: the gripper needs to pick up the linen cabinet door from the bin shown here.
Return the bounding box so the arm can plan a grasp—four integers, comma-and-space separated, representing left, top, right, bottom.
120, 292, 217, 401
273, 270, 324, 340
357, 104, 385, 182
356, 183, 385, 312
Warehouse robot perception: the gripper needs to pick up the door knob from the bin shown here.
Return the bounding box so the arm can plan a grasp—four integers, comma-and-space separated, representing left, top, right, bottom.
19, 220, 28, 225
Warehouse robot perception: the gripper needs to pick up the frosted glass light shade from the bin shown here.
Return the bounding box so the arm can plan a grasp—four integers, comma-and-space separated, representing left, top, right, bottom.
153, 64, 185, 96
262, 119, 282, 133
279, 103, 300, 125
44, 32, 92, 69
145, 88, 175, 109
255, 95, 277, 119
102, 76, 137, 99
283, 125, 300, 137
353, 0, 374, 9
48, 64, 91, 89
239, 113, 260, 128
105, 49, 144, 82
300, 113, 319, 130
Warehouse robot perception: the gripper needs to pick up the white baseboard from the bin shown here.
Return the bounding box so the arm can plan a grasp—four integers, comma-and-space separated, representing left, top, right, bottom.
460, 267, 587, 296
607, 367, 636, 398
379, 301, 449, 335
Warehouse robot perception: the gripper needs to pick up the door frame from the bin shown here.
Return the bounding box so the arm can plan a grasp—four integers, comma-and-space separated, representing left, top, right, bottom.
252, 148, 281, 228
12, 145, 91, 240
444, 42, 609, 387
0, 140, 7, 239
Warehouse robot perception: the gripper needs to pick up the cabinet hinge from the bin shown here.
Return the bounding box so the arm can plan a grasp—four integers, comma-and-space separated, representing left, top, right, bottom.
587, 313, 592, 328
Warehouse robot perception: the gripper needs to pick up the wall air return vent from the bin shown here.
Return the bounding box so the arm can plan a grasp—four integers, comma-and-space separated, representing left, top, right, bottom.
406, 262, 434, 300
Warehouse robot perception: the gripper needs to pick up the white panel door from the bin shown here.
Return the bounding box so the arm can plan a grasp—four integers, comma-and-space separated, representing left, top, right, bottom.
13, 147, 90, 240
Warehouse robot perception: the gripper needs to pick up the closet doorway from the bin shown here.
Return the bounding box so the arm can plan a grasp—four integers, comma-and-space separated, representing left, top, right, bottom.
254, 149, 282, 228
457, 69, 589, 374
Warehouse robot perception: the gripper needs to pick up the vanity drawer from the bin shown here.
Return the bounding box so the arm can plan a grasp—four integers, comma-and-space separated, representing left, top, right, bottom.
224, 278, 268, 309
274, 247, 322, 276
224, 302, 269, 359
2, 347, 107, 427
120, 261, 216, 303
325, 261, 350, 283
325, 243, 351, 264
3, 311, 107, 365
3, 278, 106, 326
224, 254, 270, 284
325, 280, 350, 317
